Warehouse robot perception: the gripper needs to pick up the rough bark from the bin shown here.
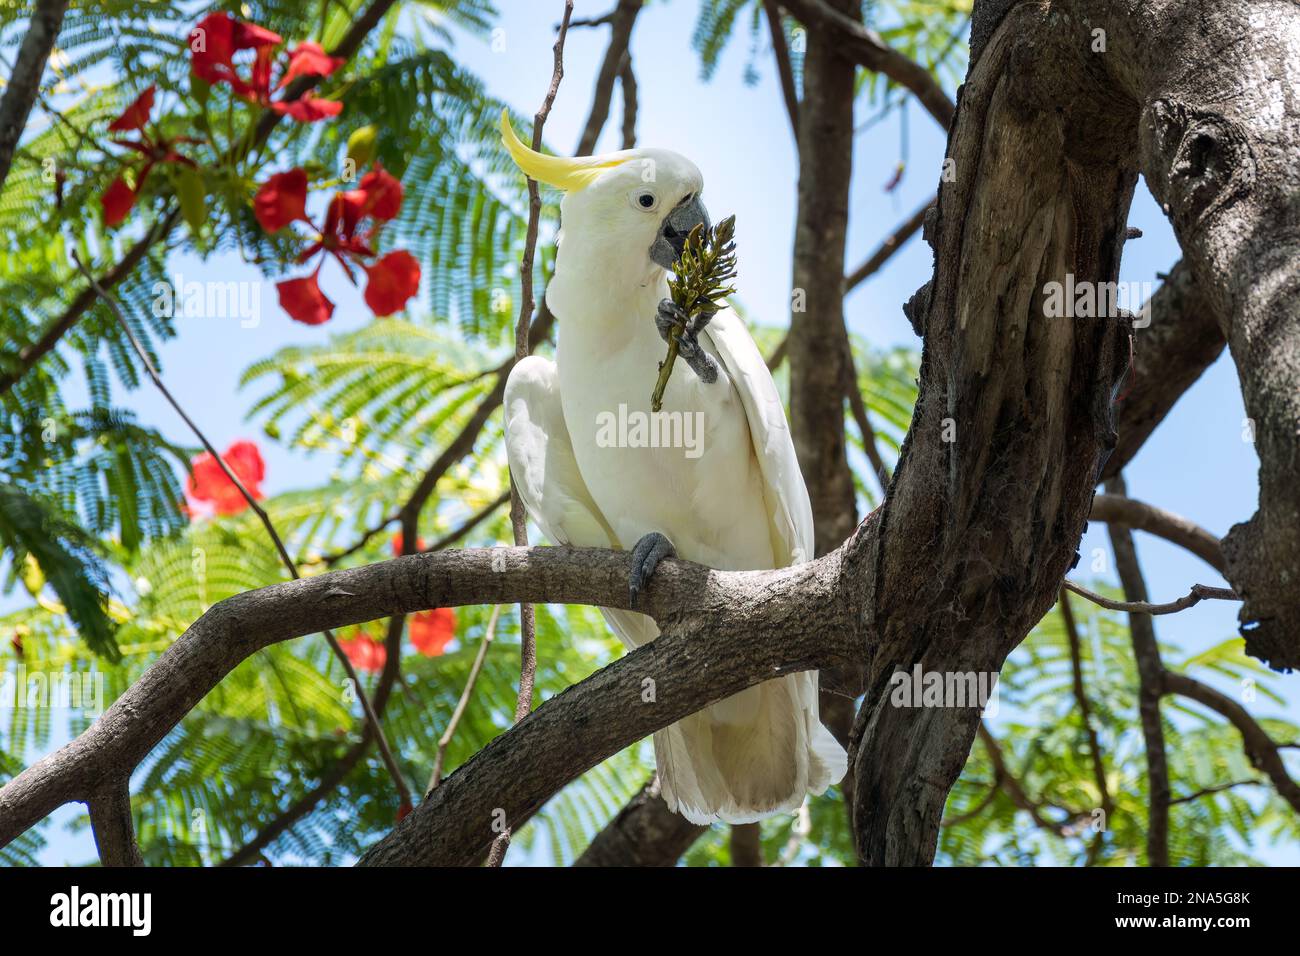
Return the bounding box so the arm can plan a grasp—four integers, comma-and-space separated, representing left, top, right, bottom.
847, 1, 1133, 864
1121, 0, 1300, 669
87, 778, 142, 868
573, 778, 705, 866
0, 542, 861, 860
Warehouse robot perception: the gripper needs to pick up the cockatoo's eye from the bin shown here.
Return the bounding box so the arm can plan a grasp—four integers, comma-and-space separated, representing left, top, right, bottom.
630, 189, 659, 212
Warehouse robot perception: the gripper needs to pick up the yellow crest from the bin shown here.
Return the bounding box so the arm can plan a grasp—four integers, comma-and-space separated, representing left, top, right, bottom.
499, 109, 626, 192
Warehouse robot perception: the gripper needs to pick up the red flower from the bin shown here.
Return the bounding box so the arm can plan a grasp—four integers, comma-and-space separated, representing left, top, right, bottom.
280, 41, 345, 88
270, 95, 343, 123
108, 85, 156, 133
276, 271, 334, 325
190, 13, 282, 100
340, 633, 387, 673
364, 250, 421, 317
101, 176, 136, 227
254, 168, 308, 232
410, 608, 457, 657
189, 14, 341, 123
356, 164, 403, 221
390, 532, 427, 556
100, 84, 196, 227
186, 439, 266, 517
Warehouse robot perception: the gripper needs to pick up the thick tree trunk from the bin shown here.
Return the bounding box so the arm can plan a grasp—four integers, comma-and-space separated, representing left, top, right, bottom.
847, 0, 1134, 864
1123, 0, 1300, 669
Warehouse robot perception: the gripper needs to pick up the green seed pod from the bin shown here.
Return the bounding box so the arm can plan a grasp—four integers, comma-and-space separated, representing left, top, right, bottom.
347, 125, 379, 170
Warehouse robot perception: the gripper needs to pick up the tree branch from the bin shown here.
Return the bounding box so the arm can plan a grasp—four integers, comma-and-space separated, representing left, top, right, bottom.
618, 51, 637, 149
1089, 493, 1224, 574
1162, 672, 1300, 816
572, 777, 706, 866
1106, 474, 1169, 867
844, 199, 932, 293
573, 0, 642, 156
1063, 580, 1237, 616
87, 777, 142, 868
1101, 261, 1225, 480
762, 0, 799, 135
71, 250, 412, 812
1059, 588, 1111, 864
0, 0, 68, 191
776, 0, 955, 128
490, 1, 576, 867
427, 605, 502, 794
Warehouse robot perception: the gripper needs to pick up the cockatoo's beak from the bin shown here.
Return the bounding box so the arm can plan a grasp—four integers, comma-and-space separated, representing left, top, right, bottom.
651, 195, 711, 269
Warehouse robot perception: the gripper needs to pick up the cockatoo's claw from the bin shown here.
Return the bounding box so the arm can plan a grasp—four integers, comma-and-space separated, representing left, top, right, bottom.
674, 334, 718, 383
629, 531, 677, 609
657, 298, 718, 383
656, 299, 687, 343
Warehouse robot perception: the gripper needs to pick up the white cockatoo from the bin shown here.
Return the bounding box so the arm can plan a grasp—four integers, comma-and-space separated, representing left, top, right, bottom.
499, 112, 846, 824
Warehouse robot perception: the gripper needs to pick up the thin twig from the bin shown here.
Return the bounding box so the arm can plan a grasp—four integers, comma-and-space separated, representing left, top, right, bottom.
1169, 779, 1262, 805
427, 605, 502, 794
495, 0, 575, 867
845, 199, 932, 292
70, 251, 412, 812
978, 724, 1088, 837
1063, 580, 1238, 616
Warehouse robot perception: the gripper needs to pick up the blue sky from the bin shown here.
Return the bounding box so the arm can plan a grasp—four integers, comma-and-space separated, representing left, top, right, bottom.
11, 1, 1295, 864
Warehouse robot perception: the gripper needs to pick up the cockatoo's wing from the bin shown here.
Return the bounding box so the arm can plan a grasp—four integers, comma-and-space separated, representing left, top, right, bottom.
504, 356, 658, 650
701, 309, 815, 566
504, 356, 619, 551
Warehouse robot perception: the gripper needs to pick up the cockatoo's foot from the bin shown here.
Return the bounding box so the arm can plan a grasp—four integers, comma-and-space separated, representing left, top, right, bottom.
629, 531, 676, 609
656, 299, 718, 385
